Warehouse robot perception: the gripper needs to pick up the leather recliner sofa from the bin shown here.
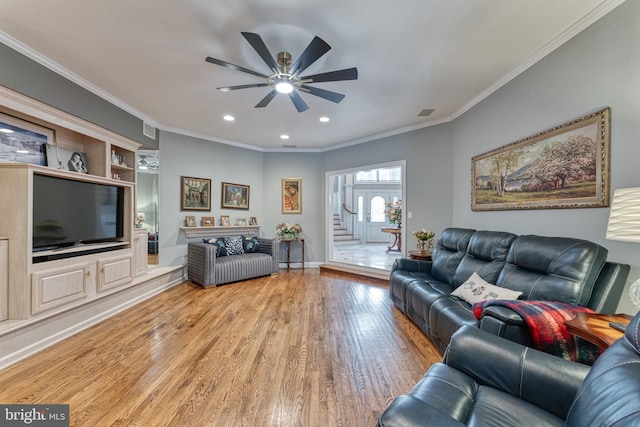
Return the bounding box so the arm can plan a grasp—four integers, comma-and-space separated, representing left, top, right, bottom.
376, 311, 640, 426
390, 228, 630, 352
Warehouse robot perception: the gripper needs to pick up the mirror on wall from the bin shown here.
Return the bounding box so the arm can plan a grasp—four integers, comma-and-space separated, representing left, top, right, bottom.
136, 149, 159, 264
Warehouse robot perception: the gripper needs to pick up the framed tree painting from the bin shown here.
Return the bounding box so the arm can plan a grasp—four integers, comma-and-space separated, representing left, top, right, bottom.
471, 108, 610, 211
221, 182, 249, 210
282, 178, 302, 214
181, 176, 211, 211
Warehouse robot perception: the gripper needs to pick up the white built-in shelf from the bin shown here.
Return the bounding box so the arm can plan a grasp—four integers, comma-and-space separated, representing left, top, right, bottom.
180, 225, 261, 238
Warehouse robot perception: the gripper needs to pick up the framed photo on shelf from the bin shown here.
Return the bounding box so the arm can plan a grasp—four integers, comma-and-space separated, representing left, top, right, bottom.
181, 176, 211, 211
221, 182, 249, 210
471, 108, 610, 211
185, 215, 197, 227
282, 178, 302, 214
201, 216, 215, 226
46, 144, 89, 173
0, 112, 53, 167
249, 216, 258, 226
220, 215, 231, 226
236, 218, 247, 226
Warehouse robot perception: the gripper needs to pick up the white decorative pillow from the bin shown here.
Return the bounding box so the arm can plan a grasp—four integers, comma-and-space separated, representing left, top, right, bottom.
452, 272, 522, 304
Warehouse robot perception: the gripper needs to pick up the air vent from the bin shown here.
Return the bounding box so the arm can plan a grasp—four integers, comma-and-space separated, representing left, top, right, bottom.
282, 144, 298, 148
418, 109, 435, 117
143, 121, 156, 139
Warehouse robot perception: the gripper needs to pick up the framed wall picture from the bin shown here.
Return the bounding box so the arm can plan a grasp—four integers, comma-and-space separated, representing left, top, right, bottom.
0, 112, 53, 166
471, 108, 610, 211
181, 176, 211, 211
249, 216, 258, 225
282, 178, 302, 214
201, 216, 215, 226
221, 182, 249, 210
220, 215, 231, 226
45, 144, 89, 173
185, 215, 197, 227
236, 218, 247, 226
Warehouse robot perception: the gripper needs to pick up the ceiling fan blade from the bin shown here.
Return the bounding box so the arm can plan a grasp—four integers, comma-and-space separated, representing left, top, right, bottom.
241, 32, 280, 74
255, 90, 278, 108
289, 36, 331, 75
205, 56, 269, 79
289, 91, 309, 112
300, 85, 345, 103
301, 67, 358, 83
217, 83, 269, 92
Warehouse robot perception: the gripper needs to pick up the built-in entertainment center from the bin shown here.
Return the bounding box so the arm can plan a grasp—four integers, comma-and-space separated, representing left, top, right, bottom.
0, 85, 147, 323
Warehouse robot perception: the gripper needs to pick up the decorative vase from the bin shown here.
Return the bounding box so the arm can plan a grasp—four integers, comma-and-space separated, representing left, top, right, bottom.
417, 240, 426, 252
280, 232, 297, 240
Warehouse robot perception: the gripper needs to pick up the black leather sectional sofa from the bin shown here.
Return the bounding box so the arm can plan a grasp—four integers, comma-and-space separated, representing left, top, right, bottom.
390, 228, 630, 352
377, 311, 640, 426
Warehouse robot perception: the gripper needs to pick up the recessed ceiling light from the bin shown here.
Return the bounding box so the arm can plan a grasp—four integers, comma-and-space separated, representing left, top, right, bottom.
223, 115, 235, 121
319, 116, 330, 123
280, 134, 290, 140
0, 128, 14, 133
16, 149, 29, 154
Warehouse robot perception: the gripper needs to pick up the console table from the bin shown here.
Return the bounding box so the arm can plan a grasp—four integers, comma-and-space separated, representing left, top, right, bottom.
280, 238, 304, 271
381, 227, 402, 253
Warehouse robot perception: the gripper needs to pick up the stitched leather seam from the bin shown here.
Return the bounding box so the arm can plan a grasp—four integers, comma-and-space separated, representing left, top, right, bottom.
519, 348, 528, 398
427, 374, 475, 400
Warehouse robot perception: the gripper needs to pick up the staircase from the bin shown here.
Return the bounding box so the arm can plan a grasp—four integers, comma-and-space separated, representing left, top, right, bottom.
333, 213, 359, 245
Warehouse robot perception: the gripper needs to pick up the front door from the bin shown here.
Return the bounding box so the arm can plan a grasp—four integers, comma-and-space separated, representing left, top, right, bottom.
365, 192, 392, 243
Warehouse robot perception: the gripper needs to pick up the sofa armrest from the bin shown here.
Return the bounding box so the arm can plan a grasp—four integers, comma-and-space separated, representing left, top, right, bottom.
257, 238, 279, 274
376, 395, 465, 427
444, 325, 589, 420
187, 242, 217, 287
391, 257, 433, 274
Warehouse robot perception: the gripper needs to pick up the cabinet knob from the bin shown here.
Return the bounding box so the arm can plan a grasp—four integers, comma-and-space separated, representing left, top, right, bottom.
86, 271, 91, 277
100, 267, 105, 274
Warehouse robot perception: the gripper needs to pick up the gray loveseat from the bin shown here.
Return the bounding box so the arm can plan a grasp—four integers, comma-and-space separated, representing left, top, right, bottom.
187, 237, 279, 287
390, 227, 630, 352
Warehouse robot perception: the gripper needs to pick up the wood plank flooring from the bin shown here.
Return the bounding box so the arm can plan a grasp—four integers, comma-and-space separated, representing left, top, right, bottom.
0, 269, 441, 426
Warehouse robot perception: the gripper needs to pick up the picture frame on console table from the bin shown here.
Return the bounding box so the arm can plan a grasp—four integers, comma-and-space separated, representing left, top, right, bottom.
181, 176, 211, 211
0, 112, 53, 166
471, 108, 610, 211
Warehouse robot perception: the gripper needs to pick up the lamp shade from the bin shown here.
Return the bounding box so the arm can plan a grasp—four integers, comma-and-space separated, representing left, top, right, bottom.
606, 187, 640, 242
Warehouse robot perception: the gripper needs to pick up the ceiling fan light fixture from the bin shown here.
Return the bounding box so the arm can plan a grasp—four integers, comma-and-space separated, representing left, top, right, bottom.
223, 115, 235, 121
275, 80, 294, 94
319, 116, 330, 123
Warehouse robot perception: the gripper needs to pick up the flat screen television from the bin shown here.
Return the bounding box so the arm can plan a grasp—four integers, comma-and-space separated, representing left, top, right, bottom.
33, 174, 125, 251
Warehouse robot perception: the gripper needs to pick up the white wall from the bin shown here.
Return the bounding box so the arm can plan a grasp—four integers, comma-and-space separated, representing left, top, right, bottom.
449, 0, 640, 313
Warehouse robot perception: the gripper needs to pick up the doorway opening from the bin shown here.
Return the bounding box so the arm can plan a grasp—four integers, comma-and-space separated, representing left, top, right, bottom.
326, 160, 405, 272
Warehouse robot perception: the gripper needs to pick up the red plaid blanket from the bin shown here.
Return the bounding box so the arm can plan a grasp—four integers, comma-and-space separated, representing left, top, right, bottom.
473, 300, 602, 364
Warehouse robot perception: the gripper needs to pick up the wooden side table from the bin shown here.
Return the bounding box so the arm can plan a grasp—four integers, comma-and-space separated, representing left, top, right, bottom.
564, 312, 632, 350
381, 227, 402, 253
280, 238, 304, 271
408, 250, 432, 261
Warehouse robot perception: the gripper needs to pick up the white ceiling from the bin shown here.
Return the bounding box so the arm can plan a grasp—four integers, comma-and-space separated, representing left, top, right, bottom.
0, 0, 625, 151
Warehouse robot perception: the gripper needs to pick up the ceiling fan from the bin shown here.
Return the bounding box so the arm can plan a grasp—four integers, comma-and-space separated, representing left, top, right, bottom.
205, 32, 358, 112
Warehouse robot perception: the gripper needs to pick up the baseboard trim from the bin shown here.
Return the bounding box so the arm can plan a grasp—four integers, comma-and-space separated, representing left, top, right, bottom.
0, 266, 183, 371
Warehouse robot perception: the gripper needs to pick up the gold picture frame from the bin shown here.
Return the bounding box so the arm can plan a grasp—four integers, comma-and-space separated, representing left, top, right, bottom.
185, 215, 197, 227
220, 215, 231, 226
201, 216, 215, 226
282, 178, 302, 214
249, 216, 258, 226
181, 176, 211, 211
471, 108, 610, 211
221, 182, 249, 210
236, 218, 247, 226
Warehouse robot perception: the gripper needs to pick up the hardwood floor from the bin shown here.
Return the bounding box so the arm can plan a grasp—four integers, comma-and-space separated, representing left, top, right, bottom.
0, 270, 441, 426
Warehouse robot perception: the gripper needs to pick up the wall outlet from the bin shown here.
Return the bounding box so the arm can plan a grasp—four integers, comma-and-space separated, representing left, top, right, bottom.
408, 211, 413, 219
